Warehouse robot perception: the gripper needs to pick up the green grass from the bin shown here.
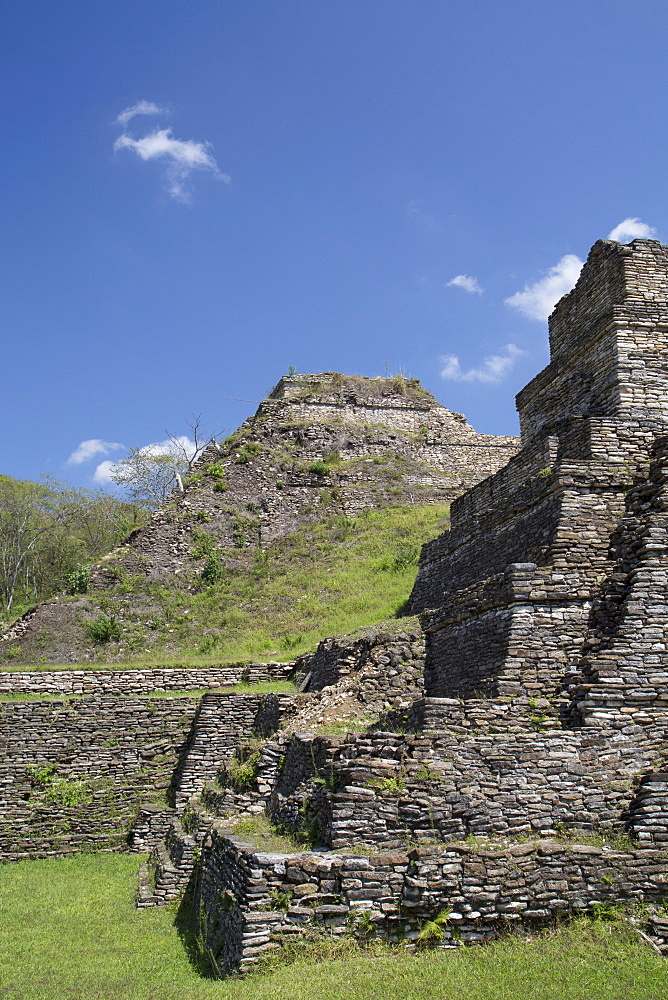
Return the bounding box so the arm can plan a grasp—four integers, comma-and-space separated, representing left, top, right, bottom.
0, 853, 666, 1000
222, 814, 307, 852
140, 504, 447, 662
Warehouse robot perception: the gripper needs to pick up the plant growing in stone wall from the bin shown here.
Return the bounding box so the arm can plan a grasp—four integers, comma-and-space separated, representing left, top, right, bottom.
220, 743, 263, 792
26, 762, 58, 786
417, 910, 452, 947
368, 773, 405, 794
44, 778, 93, 807
307, 461, 330, 477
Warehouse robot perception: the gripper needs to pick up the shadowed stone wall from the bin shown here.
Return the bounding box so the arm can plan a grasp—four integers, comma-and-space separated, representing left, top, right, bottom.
410, 239, 668, 720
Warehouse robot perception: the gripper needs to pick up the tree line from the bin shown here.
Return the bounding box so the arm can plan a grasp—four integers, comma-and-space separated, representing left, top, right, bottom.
0, 475, 148, 620
0, 418, 220, 622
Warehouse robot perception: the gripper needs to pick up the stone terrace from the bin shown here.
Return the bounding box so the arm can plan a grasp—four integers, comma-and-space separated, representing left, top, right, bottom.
4, 247, 668, 974
172, 240, 668, 972
410, 239, 668, 725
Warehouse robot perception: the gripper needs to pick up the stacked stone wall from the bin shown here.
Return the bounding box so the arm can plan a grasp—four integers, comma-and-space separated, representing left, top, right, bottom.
0, 696, 198, 859
421, 565, 593, 701
194, 825, 668, 974
0, 661, 295, 696
172, 692, 300, 807
265, 726, 668, 852
294, 625, 424, 703
411, 241, 668, 722
628, 772, 668, 845
411, 457, 630, 615
201, 720, 668, 860
0, 690, 300, 860
568, 438, 668, 725
518, 240, 668, 440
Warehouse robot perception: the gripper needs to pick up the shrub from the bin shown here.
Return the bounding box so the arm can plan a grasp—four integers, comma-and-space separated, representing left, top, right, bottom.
235, 442, 262, 464
66, 566, 90, 596
86, 614, 121, 644
205, 462, 227, 481
191, 529, 216, 559
377, 544, 420, 572
225, 747, 261, 791
308, 461, 330, 476
198, 463, 227, 491
201, 554, 224, 585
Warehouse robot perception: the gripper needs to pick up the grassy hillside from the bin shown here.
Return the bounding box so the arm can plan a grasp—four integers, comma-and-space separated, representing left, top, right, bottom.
0, 853, 664, 1000
2, 503, 449, 667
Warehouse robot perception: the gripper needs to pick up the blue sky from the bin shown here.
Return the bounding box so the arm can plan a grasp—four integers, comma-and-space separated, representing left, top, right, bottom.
2, 0, 667, 490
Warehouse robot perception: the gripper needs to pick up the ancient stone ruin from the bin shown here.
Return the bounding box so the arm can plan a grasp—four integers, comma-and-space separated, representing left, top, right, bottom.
1, 372, 517, 664
2, 238, 668, 974
411, 237, 668, 725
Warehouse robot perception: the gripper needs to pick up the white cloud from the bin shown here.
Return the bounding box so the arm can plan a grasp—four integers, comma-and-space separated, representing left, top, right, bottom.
114, 125, 229, 202
115, 100, 166, 127
440, 343, 525, 384
138, 436, 198, 461
93, 460, 117, 484
93, 436, 198, 485
446, 274, 483, 295
607, 217, 657, 243
67, 439, 124, 466
504, 254, 583, 322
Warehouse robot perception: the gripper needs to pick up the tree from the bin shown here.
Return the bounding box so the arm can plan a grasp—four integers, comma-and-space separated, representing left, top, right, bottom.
109, 416, 217, 509
67, 492, 147, 554
110, 449, 185, 509
0, 476, 144, 618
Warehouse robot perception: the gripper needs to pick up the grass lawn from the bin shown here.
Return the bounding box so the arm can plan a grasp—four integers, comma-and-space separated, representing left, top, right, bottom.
0, 853, 666, 1000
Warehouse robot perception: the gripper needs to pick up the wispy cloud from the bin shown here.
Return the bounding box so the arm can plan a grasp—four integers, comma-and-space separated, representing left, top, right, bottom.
607, 217, 657, 242
115, 100, 166, 127
406, 199, 439, 230
114, 103, 229, 203
67, 439, 124, 466
440, 343, 525, 384
446, 274, 483, 295
93, 436, 198, 484
504, 254, 583, 322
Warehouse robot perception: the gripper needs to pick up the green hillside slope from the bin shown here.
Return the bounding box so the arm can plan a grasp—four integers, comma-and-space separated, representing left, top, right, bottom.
1, 503, 449, 668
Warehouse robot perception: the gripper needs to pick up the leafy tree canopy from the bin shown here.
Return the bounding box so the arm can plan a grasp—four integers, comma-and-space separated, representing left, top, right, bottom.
0, 475, 146, 618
